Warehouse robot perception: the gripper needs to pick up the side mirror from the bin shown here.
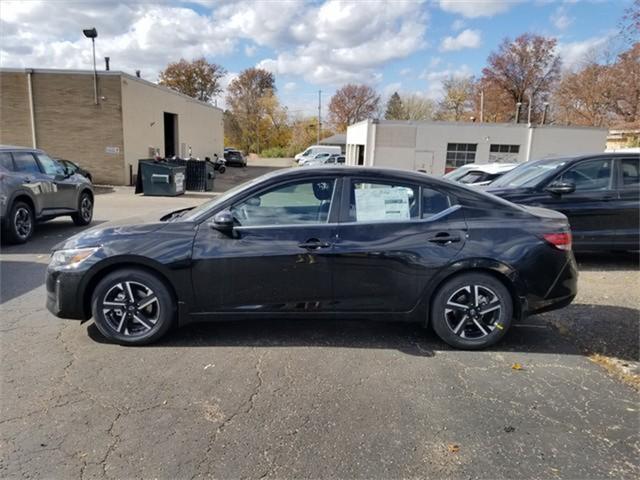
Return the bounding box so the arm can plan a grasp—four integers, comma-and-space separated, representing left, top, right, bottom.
546, 181, 575, 195
210, 210, 234, 232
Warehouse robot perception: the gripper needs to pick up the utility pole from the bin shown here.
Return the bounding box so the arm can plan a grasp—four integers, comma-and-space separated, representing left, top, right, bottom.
479, 89, 484, 123
527, 94, 533, 125
541, 102, 549, 125
317, 90, 322, 144
515, 102, 522, 123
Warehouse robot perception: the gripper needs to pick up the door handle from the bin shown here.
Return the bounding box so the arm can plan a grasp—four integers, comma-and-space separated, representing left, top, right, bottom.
298, 239, 331, 250
428, 232, 461, 245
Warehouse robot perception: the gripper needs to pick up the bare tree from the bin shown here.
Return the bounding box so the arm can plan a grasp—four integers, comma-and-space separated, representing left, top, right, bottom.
328, 84, 380, 132
481, 34, 561, 123
159, 57, 226, 103
402, 94, 435, 121
436, 76, 475, 121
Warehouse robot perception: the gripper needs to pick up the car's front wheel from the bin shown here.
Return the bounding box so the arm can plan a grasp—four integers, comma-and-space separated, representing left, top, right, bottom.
72, 191, 93, 226
4, 200, 34, 244
91, 268, 175, 345
430, 272, 513, 350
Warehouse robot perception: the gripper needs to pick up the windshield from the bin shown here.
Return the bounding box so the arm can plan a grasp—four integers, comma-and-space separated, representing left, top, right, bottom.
489, 157, 569, 188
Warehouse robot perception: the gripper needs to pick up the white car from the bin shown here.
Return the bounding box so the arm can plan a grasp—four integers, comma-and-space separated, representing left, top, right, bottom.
295, 145, 341, 165
302, 153, 346, 167
444, 162, 519, 186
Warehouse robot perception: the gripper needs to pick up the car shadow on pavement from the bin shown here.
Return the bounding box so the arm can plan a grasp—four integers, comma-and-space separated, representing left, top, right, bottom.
86, 303, 639, 361
0, 261, 48, 304
0, 220, 105, 255
575, 251, 639, 272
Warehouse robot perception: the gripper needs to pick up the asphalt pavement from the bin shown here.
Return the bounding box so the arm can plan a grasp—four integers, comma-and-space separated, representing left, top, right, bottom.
1, 166, 639, 479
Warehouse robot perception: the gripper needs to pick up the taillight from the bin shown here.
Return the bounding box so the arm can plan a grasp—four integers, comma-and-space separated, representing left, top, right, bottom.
543, 232, 572, 251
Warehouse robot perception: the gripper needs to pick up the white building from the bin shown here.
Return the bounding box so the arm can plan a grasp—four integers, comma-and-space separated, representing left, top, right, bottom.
345, 119, 608, 175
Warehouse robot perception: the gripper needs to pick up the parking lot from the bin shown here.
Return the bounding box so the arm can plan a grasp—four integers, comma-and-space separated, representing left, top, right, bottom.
1, 166, 639, 479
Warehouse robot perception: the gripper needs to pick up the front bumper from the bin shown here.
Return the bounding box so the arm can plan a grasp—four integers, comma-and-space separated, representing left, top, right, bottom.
45, 267, 89, 320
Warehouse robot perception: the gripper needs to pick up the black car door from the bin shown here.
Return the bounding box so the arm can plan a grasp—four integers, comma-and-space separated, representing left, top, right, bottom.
191, 176, 339, 314
536, 157, 618, 248
615, 156, 640, 248
332, 177, 466, 313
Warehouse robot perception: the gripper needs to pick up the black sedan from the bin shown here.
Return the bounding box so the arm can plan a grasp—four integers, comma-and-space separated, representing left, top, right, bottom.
487, 153, 639, 251
46, 167, 577, 349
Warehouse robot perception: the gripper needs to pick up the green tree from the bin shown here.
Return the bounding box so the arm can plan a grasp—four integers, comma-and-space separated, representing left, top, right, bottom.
385, 92, 404, 119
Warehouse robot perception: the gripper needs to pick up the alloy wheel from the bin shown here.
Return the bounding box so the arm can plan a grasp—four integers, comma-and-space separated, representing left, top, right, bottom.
14, 207, 32, 239
80, 196, 93, 222
100, 281, 160, 337
444, 284, 502, 339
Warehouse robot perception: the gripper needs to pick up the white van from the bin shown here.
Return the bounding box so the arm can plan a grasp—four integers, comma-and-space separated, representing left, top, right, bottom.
295, 145, 341, 165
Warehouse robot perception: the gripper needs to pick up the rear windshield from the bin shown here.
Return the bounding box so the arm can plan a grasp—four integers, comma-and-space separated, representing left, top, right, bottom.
490, 157, 568, 188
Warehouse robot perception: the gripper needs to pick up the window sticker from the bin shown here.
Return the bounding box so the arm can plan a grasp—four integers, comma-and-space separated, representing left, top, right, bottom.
355, 186, 410, 222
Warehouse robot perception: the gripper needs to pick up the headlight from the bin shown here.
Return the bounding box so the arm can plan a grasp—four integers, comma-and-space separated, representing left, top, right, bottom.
50, 247, 100, 270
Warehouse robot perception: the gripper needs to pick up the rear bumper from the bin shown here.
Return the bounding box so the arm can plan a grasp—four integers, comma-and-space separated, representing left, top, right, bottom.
523, 253, 578, 317
45, 267, 88, 320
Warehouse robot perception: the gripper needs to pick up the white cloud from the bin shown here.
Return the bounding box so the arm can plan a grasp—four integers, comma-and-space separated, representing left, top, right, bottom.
0, 0, 429, 88
440, 29, 481, 51
283, 81, 297, 92
419, 64, 473, 99
451, 19, 466, 31
439, 0, 515, 18
383, 82, 403, 97
557, 35, 612, 70
258, 0, 428, 85
399, 67, 413, 76
551, 6, 573, 30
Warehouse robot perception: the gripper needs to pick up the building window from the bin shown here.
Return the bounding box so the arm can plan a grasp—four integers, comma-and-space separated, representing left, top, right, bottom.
446, 143, 477, 168
489, 144, 520, 162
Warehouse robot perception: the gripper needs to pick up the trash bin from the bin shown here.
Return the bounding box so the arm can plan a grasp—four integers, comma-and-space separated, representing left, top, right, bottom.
184, 159, 215, 191
135, 160, 186, 196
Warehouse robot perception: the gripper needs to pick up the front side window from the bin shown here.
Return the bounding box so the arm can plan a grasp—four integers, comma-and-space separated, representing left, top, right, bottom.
0, 152, 14, 171
231, 178, 335, 227
556, 159, 612, 192
620, 158, 639, 187
12, 152, 41, 174
446, 143, 477, 169
349, 181, 419, 222
36, 153, 65, 176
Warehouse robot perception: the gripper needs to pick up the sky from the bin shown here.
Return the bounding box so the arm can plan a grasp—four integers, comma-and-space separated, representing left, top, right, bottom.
0, 0, 631, 117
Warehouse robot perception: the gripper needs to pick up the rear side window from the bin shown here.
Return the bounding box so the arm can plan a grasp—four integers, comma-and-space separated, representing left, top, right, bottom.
0, 152, 14, 171
620, 158, 639, 187
12, 152, 41, 174
422, 188, 452, 218
556, 159, 612, 191
349, 181, 419, 222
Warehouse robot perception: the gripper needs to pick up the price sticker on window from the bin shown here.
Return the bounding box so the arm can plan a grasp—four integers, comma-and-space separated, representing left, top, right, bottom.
355, 186, 411, 222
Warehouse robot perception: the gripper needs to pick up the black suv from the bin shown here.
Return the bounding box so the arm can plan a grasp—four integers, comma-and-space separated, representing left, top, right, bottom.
0, 146, 94, 243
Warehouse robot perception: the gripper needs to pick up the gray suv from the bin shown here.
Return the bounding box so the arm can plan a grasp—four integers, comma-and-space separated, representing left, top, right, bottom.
0, 146, 94, 244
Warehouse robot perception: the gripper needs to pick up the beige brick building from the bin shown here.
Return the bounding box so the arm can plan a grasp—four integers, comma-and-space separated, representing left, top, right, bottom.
0, 68, 224, 185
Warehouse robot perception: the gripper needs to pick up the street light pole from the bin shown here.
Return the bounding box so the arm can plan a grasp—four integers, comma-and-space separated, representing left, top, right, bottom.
515, 102, 522, 123
541, 102, 549, 125
83, 28, 98, 105
317, 90, 322, 144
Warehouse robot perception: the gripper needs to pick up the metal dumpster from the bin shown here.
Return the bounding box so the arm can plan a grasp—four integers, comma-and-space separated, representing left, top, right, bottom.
184, 159, 215, 192
135, 160, 186, 196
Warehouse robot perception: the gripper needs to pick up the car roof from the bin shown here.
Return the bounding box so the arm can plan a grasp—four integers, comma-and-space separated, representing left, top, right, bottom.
0, 145, 44, 153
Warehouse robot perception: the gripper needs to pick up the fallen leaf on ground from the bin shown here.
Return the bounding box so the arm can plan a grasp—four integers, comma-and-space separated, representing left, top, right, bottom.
511, 363, 524, 370
447, 444, 460, 453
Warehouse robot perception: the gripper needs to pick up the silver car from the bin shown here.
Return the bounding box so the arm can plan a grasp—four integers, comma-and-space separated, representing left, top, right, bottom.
0, 145, 94, 243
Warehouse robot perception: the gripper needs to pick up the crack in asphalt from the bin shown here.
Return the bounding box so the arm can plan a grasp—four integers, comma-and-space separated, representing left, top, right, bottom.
192, 351, 266, 479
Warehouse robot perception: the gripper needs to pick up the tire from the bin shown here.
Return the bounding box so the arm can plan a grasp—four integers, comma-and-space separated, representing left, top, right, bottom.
91, 268, 176, 345
71, 191, 93, 226
3, 200, 34, 244
430, 272, 513, 350
218, 165, 226, 174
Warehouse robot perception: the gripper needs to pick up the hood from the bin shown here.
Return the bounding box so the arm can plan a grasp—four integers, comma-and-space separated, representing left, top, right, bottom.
52, 207, 188, 251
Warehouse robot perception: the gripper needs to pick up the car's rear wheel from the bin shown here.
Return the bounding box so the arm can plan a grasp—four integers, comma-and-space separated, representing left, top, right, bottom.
91, 268, 175, 345
430, 272, 513, 350
4, 200, 34, 244
72, 192, 93, 226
